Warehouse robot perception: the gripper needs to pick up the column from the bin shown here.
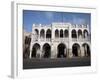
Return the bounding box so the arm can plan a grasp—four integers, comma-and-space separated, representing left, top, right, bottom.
45, 30, 46, 41
63, 29, 65, 38
78, 48, 81, 57
29, 43, 32, 59
68, 25, 73, 58
81, 46, 85, 57
38, 30, 40, 41
39, 46, 42, 58
29, 34, 33, 59
51, 44, 56, 58
77, 31, 78, 41
68, 48, 73, 58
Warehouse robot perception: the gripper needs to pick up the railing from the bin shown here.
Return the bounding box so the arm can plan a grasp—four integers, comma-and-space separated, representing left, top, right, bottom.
33, 37, 90, 42
72, 37, 90, 42
54, 38, 69, 42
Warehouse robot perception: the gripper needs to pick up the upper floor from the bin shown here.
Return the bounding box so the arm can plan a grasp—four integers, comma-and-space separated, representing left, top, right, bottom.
31, 22, 91, 42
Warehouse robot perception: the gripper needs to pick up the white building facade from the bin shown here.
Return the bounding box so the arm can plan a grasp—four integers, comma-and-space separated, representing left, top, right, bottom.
29, 22, 91, 59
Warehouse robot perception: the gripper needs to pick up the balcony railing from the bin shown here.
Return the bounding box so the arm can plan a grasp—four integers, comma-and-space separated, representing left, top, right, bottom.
54, 38, 69, 42
33, 37, 90, 42
72, 37, 90, 42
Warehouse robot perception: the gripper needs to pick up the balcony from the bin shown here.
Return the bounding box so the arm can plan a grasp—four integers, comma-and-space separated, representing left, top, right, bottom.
54, 38, 69, 42
72, 37, 90, 42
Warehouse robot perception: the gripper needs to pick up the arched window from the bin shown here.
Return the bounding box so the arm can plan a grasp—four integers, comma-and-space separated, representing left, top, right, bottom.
60, 29, 63, 38
78, 29, 82, 38
34, 29, 39, 40
40, 29, 45, 38
72, 29, 77, 38
55, 29, 59, 38
46, 29, 51, 38
64, 29, 68, 37
34, 29, 39, 35
83, 29, 88, 38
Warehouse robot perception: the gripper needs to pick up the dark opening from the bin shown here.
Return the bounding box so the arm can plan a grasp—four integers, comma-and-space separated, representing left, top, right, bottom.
57, 43, 66, 58
60, 30, 63, 38
83, 43, 90, 57
83, 30, 88, 38
46, 29, 51, 38
78, 29, 82, 38
31, 43, 40, 58
32, 47, 36, 58
43, 43, 51, 58
72, 44, 80, 57
40, 29, 45, 38
64, 29, 68, 37
72, 30, 77, 38
55, 29, 59, 38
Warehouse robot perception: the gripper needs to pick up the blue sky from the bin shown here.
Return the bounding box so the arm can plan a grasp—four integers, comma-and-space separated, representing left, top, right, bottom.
23, 10, 91, 32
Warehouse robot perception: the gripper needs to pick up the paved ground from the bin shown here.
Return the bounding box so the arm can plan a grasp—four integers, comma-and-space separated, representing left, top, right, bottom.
23, 57, 91, 69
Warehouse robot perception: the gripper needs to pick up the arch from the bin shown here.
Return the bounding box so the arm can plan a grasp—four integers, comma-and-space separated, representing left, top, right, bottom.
78, 29, 82, 38
55, 29, 59, 38
60, 29, 63, 38
46, 29, 51, 38
83, 29, 88, 38
72, 29, 77, 38
72, 43, 80, 57
57, 43, 67, 58
82, 43, 90, 56
34, 29, 39, 40
43, 43, 51, 58
40, 29, 45, 38
64, 29, 68, 37
34, 29, 39, 35
31, 43, 40, 58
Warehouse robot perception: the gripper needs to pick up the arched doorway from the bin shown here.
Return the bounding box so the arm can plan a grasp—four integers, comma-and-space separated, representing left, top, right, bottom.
57, 43, 66, 58
31, 43, 40, 58
72, 43, 80, 57
72, 29, 77, 38
43, 43, 51, 58
82, 43, 90, 57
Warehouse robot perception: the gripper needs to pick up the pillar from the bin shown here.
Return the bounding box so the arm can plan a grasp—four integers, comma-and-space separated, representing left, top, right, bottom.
29, 44, 32, 59
78, 47, 81, 57
81, 46, 85, 57
39, 46, 42, 58
68, 48, 73, 58
68, 24, 73, 58
51, 44, 56, 58
45, 29, 46, 41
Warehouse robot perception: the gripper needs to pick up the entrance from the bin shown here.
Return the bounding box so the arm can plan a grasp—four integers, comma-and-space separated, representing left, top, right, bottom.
57, 43, 66, 58
72, 43, 80, 57
43, 43, 51, 58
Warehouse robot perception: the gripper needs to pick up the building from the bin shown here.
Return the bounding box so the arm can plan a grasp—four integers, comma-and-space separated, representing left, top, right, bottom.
24, 22, 91, 59
23, 30, 31, 59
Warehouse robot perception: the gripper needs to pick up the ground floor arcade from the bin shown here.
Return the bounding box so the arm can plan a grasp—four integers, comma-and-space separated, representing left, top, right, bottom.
29, 42, 90, 59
